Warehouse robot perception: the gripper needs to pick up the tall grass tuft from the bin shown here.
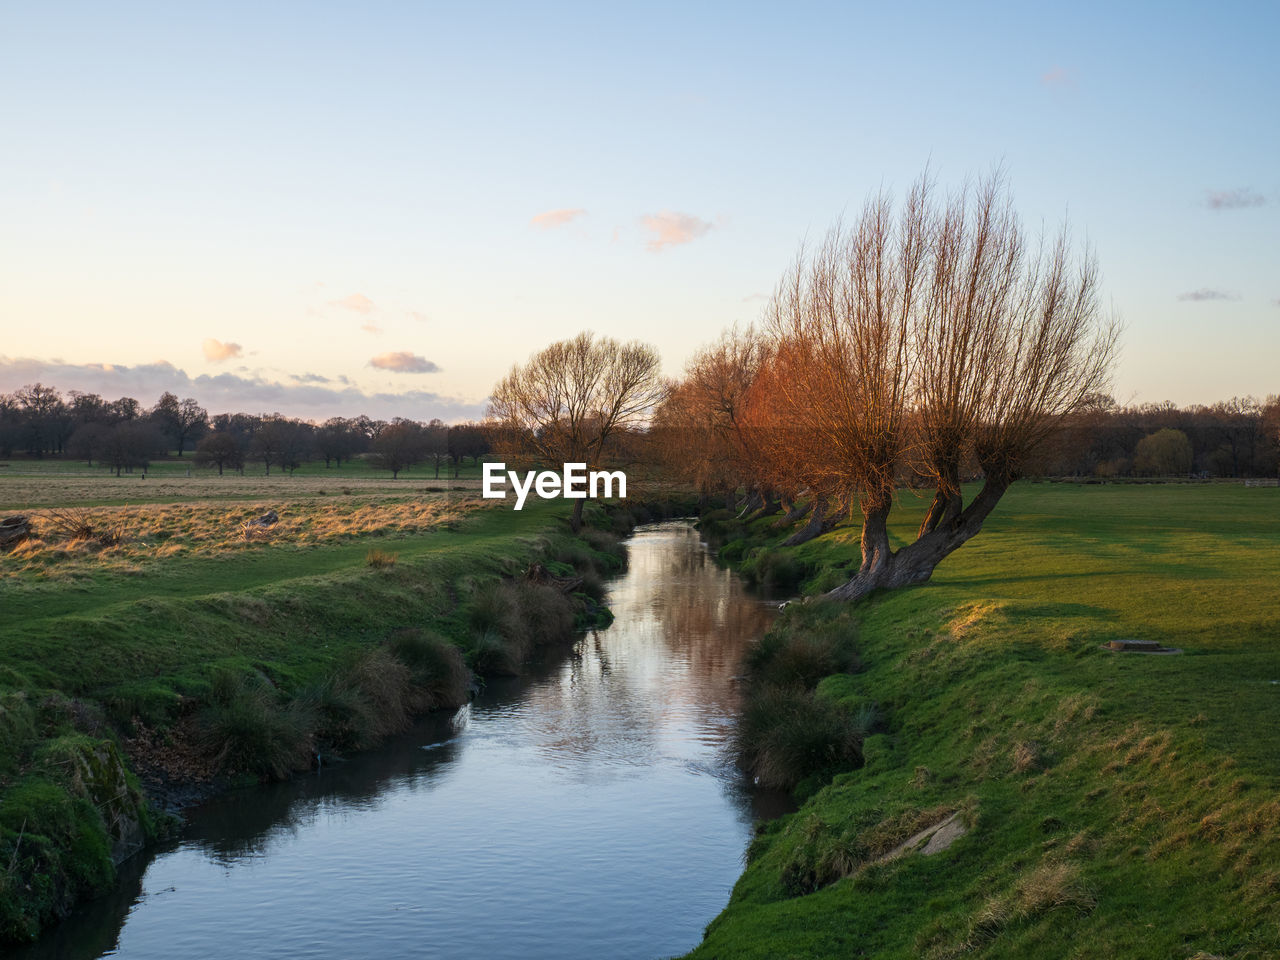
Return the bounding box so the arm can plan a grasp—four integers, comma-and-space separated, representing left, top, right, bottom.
389, 628, 471, 710
745, 617, 859, 689
197, 673, 313, 779
735, 686, 864, 790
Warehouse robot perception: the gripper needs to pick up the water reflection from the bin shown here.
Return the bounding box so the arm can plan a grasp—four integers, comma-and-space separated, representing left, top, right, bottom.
16, 522, 787, 960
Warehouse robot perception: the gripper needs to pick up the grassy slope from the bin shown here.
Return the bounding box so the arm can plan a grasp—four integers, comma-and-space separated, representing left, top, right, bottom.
0, 485, 592, 941
687, 483, 1280, 959
0, 497, 572, 715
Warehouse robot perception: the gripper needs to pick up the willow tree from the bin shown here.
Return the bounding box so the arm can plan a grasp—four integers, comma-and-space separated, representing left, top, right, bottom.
652, 328, 764, 508
486, 331, 663, 531
766, 171, 1118, 602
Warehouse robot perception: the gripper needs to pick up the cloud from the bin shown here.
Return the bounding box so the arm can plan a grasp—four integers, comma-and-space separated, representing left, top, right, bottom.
407, 311, 429, 323
290, 372, 333, 384
741, 292, 769, 303
202, 338, 243, 362
1041, 66, 1073, 87
368, 351, 441, 373
1177, 288, 1240, 302
639, 210, 714, 252
330, 293, 375, 314
360, 322, 383, 334
530, 208, 587, 229
1206, 188, 1266, 210
0, 356, 480, 422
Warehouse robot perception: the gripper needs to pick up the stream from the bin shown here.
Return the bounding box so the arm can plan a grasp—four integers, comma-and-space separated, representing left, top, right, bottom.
16, 521, 787, 960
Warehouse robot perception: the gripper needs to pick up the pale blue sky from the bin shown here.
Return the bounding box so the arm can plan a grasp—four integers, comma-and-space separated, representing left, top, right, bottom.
1, 1, 1276, 420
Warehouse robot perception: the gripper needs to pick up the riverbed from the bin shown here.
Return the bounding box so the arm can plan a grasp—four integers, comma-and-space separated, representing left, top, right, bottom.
17, 522, 786, 960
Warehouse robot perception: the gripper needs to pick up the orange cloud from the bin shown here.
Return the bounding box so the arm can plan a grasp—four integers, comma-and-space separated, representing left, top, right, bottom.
369, 351, 440, 373
202, 338, 243, 362
530, 208, 587, 229
331, 293, 375, 314
640, 210, 714, 252
1041, 66, 1073, 87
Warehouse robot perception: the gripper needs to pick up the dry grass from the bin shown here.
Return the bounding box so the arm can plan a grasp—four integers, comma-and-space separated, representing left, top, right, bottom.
0, 471, 484, 511
0, 479, 484, 581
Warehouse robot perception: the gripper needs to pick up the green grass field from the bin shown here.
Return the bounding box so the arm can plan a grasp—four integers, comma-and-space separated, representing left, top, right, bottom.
687, 482, 1280, 959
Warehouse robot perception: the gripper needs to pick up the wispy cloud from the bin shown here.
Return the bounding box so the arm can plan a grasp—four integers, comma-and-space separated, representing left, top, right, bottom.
0, 357, 480, 421
369, 351, 441, 373
202, 338, 243, 362
1206, 188, 1266, 210
1177, 288, 1240, 302
330, 293, 375, 314
530, 208, 587, 229
741, 292, 769, 303
360, 322, 383, 334
407, 311, 429, 323
639, 210, 714, 252
1041, 65, 1074, 87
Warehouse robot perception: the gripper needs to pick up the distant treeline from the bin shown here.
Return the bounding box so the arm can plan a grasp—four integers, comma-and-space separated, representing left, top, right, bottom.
0, 384, 489, 477
1034, 395, 1280, 479
2, 382, 1278, 482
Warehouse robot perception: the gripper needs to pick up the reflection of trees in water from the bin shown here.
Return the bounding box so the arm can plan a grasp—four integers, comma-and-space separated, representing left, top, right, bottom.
514, 525, 775, 774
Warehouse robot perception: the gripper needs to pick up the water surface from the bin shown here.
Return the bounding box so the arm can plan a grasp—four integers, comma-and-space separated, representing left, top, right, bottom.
19, 522, 784, 960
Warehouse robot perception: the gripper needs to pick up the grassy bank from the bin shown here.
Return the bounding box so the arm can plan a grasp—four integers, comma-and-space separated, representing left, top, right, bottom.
687, 483, 1280, 959
0, 469, 677, 943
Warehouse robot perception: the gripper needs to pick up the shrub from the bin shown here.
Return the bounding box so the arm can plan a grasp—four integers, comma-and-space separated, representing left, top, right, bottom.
389, 629, 471, 710
196, 675, 313, 779
466, 580, 523, 640
740, 547, 807, 594
579, 528, 626, 571
746, 620, 859, 690
365, 548, 398, 568
471, 628, 522, 676
735, 686, 864, 790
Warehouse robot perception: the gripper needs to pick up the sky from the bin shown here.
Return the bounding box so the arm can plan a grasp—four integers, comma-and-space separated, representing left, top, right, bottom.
1, 0, 1277, 422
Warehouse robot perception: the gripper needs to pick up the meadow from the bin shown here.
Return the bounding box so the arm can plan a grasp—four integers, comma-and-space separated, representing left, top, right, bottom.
687, 482, 1280, 959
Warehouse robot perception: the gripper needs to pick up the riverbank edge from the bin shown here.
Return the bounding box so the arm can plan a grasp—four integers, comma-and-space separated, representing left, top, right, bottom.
0, 495, 695, 945
680, 492, 1280, 959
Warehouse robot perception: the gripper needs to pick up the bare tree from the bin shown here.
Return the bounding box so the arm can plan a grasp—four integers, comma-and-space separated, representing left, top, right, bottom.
487, 331, 664, 531
369, 420, 427, 479
764, 170, 1118, 602
654, 328, 765, 507
194, 431, 245, 476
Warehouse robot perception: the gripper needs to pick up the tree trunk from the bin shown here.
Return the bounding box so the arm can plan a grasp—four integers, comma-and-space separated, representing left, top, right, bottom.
737, 487, 765, 519
570, 496, 586, 533
751, 490, 783, 520
781, 496, 841, 546
773, 496, 813, 529
826, 477, 1010, 603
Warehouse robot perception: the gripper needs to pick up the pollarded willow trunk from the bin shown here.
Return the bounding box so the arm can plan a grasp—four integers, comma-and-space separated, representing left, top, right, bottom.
825, 477, 1010, 603
753, 490, 783, 520
773, 496, 813, 529
781, 496, 843, 547
737, 486, 765, 519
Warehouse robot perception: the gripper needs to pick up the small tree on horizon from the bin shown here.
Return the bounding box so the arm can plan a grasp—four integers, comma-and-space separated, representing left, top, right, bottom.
486, 331, 664, 531
194, 430, 245, 476
369, 420, 427, 479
